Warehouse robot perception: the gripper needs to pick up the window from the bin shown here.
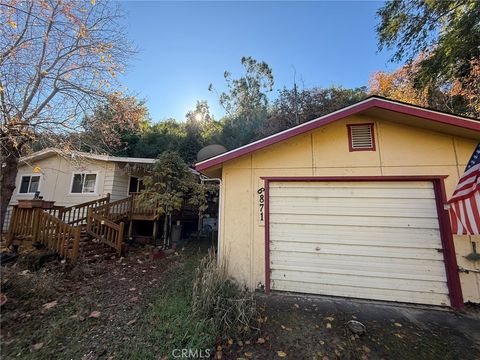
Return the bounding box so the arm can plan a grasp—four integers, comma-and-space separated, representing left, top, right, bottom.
71, 173, 97, 194
19, 175, 40, 193
347, 123, 375, 151
128, 176, 145, 194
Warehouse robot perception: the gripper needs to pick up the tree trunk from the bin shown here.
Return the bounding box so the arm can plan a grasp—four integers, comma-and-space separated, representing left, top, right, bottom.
1, 152, 19, 231
163, 212, 169, 248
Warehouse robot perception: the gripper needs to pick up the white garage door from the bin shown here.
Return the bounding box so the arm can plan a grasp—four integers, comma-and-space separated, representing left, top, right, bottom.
269, 181, 450, 306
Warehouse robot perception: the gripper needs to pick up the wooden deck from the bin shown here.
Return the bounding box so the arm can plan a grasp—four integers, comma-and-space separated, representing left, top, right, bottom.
6, 193, 160, 262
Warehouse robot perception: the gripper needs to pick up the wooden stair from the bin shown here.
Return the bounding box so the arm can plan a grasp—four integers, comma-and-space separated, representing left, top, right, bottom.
77, 229, 117, 263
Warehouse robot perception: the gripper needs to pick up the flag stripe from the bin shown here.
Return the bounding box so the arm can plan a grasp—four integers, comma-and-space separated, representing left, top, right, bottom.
449, 143, 480, 236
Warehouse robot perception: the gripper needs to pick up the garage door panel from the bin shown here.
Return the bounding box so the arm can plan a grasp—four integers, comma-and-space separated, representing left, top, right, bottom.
270, 187, 435, 199
271, 213, 439, 229
270, 181, 435, 189
270, 252, 447, 276
271, 280, 451, 306
270, 223, 441, 248
270, 269, 449, 294
269, 180, 450, 306
270, 203, 438, 218
270, 263, 447, 282
270, 242, 445, 260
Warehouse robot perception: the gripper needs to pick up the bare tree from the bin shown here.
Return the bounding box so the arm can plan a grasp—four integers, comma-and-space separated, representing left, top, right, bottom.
0, 0, 135, 228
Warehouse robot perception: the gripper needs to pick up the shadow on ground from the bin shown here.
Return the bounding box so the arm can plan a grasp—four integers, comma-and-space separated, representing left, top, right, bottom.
220, 293, 480, 360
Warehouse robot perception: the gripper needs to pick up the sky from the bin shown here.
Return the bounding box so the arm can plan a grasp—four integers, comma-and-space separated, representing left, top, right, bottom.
119, 1, 399, 122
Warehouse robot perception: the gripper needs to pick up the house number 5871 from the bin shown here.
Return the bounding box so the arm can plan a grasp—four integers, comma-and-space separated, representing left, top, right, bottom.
258, 187, 265, 225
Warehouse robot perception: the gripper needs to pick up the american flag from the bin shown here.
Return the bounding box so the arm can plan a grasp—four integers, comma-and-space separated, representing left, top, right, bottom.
448, 143, 480, 235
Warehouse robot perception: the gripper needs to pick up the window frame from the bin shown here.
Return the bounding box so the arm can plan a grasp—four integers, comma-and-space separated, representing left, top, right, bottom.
347, 123, 376, 152
128, 176, 144, 195
69, 171, 99, 195
17, 174, 42, 194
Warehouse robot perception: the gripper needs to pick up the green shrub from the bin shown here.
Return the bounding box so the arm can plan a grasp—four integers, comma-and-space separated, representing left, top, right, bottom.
191, 248, 258, 340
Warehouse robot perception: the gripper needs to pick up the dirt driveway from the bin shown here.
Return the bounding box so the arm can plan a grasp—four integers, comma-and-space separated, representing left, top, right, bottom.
221, 293, 480, 360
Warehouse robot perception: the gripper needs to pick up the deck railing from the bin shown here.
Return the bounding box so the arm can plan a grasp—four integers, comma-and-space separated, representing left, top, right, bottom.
36, 211, 81, 261
7, 192, 160, 259
7, 207, 81, 261
61, 194, 110, 226
86, 209, 124, 255
6, 206, 37, 243
130, 192, 160, 219
93, 197, 132, 222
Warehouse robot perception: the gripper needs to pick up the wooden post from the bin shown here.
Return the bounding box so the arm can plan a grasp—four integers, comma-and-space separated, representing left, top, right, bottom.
71, 227, 81, 262
87, 208, 92, 234
153, 220, 158, 245
6, 206, 17, 246
31, 208, 41, 243
128, 220, 133, 240
117, 222, 125, 255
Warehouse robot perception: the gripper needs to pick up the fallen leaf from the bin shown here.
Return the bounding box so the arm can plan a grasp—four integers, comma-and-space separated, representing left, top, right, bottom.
216, 345, 222, 351
89, 311, 101, 318
237, 340, 244, 347
293, 303, 299, 308
362, 345, 371, 353
277, 350, 287, 357
42, 300, 58, 310
394, 333, 404, 339
32, 342, 44, 351
244, 352, 253, 358
394, 322, 402, 327
127, 319, 136, 325
257, 337, 266, 344
227, 338, 234, 345
326, 323, 332, 329
324, 316, 334, 321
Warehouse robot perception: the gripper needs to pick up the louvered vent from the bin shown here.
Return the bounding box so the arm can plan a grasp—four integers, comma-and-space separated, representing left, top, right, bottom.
349, 124, 374, 150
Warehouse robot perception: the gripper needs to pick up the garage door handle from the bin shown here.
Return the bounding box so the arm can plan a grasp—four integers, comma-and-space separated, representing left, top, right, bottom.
315, 246, 321, 251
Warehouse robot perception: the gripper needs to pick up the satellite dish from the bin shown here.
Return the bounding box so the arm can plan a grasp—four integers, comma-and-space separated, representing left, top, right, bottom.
197, 144, 227, 162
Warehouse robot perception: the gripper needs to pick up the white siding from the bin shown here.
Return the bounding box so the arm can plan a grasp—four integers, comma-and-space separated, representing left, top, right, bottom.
269, 181, 450, 306
104, 163, 130, 201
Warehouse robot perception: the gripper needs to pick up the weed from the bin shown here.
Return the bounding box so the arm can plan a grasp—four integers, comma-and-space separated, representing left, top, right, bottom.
192, 248, 258, 340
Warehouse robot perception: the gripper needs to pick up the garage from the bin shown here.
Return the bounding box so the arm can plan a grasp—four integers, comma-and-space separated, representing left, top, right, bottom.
196, 96, 480, 307
268, 180, 451, 306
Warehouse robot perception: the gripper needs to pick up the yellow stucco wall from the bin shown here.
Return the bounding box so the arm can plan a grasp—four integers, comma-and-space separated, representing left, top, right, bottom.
216, 114, 480, 303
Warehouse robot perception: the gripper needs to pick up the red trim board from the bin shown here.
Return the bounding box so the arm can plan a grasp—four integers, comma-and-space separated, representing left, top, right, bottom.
262, 176, 464, 309
196, 96, 480, 172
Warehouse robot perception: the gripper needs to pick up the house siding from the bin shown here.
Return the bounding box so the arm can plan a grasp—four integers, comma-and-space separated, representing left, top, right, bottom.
107, 163, 130, 201
214, 114, 480, 303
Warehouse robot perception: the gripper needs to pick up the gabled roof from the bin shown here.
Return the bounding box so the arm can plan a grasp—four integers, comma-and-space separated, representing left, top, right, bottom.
195, 96, 480, 172
20, 148, 156, 165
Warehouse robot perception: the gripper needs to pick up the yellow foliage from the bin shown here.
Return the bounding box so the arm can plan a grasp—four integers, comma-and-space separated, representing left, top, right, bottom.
7, 20, 17, 29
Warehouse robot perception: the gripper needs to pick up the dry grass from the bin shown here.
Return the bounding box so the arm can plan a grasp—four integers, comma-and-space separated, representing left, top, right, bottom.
192, 248, 258, 340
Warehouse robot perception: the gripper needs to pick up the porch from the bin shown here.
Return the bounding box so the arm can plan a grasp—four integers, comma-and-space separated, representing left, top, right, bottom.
5, 193, 161, 262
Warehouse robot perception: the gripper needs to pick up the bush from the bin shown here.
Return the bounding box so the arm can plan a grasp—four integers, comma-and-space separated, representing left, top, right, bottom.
191, 248, 258, 339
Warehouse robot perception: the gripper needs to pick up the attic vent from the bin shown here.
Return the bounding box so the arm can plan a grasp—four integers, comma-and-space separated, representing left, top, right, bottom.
347, 124, 375, 151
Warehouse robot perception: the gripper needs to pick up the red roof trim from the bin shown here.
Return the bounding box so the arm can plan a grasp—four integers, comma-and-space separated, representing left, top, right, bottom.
196, 97, 480, 171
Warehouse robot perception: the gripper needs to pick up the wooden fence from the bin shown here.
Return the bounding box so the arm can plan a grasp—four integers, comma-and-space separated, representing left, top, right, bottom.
86, 209, 124, 255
